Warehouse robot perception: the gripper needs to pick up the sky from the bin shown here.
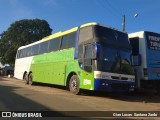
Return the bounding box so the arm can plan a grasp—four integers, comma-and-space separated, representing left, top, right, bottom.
0, 0, 160, 35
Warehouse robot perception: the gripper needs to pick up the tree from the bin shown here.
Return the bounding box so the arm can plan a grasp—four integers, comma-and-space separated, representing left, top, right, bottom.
0, 19, 52, 65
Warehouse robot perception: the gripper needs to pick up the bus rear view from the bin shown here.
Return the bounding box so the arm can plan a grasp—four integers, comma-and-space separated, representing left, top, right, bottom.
129, 31, 160, 93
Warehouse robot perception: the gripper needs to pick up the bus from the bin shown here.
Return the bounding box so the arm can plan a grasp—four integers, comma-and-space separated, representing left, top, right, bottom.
129, 31, 160, 93
14, 23, 135, 95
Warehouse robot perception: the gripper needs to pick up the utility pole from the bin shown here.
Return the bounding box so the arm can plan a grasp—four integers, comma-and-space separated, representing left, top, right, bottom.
122, 15, 125, 32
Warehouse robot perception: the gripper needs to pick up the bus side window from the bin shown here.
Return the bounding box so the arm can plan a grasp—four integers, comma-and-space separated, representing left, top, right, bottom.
19, 49, 23, 58
32, 44, 40, 55
79, 26, 93, 45
28, 46, 32, 57
18, 50, 20, 58
17, 50, 21, 59
49, 37, 61, 52
39, 41, 49, 54
24, 48, 27, 57
84, 44, 92, 72
78, 45, 83, 68
26, 47, 31, 57
20, 49, 25, 58
61, 32, 76, 49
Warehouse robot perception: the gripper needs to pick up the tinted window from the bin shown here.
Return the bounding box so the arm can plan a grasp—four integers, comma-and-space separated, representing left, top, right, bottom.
49, 37, 61, 52
94, 25, 131, 49
31, 44, 39, 55
96, 45, 134, 75
78, 45, 83, 68
27, 47, 31, 57
19, 50, 22, 58
79, 26, 93, 44
84, 45, 92, 59
84, 44, 92, 72
120, 49, 134, 75
61, 32, 76, 49
20, 48, 26, 58
129, 37, 139, 55
39, 41, 48, 54
97, 46, 120, 72
16, 50, 21, 58
78, 45, 83, 59
22, 49, 26, 58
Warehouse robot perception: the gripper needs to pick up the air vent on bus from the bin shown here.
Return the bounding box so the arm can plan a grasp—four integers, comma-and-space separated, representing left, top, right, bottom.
111, 76, 128, 80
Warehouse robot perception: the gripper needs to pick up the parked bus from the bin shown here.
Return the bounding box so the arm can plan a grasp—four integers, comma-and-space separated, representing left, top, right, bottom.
14, 23, 135, 94
129, 31, 160, 93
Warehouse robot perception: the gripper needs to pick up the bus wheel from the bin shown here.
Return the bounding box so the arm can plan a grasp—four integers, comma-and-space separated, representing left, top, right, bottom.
24, 73, 29, 84
69, 75, 81, 95
28, 73, 33, 85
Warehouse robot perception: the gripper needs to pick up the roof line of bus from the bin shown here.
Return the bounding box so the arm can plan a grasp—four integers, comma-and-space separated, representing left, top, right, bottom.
40, 22, 98, 41
129, 31, 160, 34
128, 31, 160, 38
18, 22, 97, 49
18, 22, 124, 50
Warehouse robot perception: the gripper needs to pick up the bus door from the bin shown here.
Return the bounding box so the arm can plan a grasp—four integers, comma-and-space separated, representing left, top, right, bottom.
78, 44, 94, 90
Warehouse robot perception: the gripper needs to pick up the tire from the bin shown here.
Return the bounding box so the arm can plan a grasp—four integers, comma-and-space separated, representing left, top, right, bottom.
28, 73, 33, 85
24, 73, 29, 84
69, 75, 81, 95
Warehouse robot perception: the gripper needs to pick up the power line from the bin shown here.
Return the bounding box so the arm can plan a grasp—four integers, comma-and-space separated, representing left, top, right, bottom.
94, 0, 117, 20
95, 0, 126, 31
98, 0, 122, 18
105, 0, 122, 16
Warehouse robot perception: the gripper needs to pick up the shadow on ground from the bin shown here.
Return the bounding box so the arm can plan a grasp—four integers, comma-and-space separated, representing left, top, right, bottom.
31, 81, 160, 104
0, 84, 94, 119
80, 89, 160, 104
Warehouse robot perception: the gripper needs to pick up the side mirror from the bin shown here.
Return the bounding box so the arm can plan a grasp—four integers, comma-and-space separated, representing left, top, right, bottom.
131, 54, 142, 66
92, 43, 100, 60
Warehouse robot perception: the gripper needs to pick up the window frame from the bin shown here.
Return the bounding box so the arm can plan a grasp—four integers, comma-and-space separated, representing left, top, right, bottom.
61, 32, 76, 50
48, 37, 61, 52
39, 41, 49, 54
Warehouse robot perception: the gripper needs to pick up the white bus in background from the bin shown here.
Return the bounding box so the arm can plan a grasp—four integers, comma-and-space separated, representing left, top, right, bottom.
129, 31, 160, 93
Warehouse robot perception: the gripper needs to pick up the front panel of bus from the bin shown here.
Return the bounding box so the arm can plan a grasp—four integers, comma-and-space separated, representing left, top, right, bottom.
78, 25, 135, 92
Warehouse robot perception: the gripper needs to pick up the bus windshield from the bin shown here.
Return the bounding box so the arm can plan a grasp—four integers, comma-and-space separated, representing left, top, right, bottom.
120, 49, 134, 75
93, 25, 131, 49
96, 45, 134, 75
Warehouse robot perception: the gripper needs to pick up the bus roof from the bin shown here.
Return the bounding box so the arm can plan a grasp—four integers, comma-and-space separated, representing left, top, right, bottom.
41, 22, 98, 42
128, 31, 145, 38
18, 22, 124, 50
128, 31, 160, 37
129, 31, 160, 38
18, 22, 97, 50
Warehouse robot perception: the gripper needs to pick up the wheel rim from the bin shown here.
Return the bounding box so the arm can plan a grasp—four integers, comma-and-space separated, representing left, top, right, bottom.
24, 74, 28, 84
69, 76, 79, 94
71, 79, 78, 91
29, 74, 32, 85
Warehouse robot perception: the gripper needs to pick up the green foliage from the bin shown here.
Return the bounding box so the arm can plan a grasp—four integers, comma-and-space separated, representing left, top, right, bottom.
0, 19, 52, 65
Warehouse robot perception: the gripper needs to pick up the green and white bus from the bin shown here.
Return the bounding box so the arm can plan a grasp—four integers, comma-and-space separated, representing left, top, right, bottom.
14, 23, 135, 94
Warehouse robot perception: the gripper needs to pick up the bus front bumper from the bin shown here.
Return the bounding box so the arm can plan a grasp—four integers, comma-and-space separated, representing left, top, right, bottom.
94, 79, 135, 92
